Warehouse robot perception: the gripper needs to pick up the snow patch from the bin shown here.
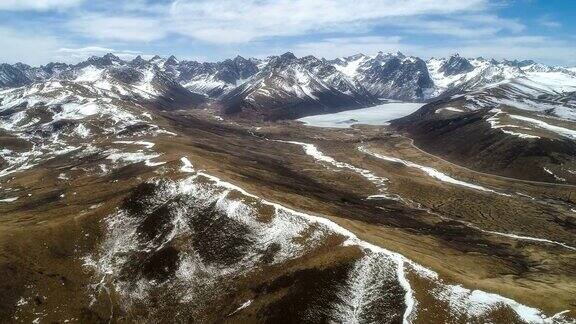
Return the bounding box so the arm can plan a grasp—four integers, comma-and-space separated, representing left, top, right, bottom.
359, 146, 507, 196
508, 114, 576, 139
436, 107, 464, 114
229, 300, 252, 315
180, 157, 195, 173
543, 167, 566, 182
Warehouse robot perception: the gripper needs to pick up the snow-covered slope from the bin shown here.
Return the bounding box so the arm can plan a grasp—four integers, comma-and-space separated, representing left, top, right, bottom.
356, 52, 434, 100
0, 64, 31, 88
427, 55, 576, 99
331, 52, 434, 101
220, 52, 378, 120
454, 71, 576, 119
218, 52, 575, 119
155, 55, 260, 97
0, 79, 161, 178
427, 55, 524, 96
0, 55, 205, 179
1, 52, 575, 121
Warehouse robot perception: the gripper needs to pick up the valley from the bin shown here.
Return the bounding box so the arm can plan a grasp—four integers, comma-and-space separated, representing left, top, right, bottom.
1, 106, 575, 322
0, 52, 575, 323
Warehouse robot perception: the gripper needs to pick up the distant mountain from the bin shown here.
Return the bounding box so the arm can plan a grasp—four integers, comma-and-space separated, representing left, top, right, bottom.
1, 53, 205, 107
333, 51, 434, 101
1, 52, 575, 120
149, 54, 260, 98
0, 53, 209, 183
0, 63, 31, 88
220, 52, 379, 120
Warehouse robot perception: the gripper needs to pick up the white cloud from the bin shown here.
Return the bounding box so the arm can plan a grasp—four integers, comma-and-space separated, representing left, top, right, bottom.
73, 0, 487, 44
390, 19, 499, 38
0, 27, 63, 64
167, 0, 487, 43
289, 35, 576, 66
67, 14, 167, 42
538, 16, 561, 28
391, 14, 524, 38
446, 37, 576, 66
0, 27, 145, 65
0, 0, 83, 11
57, 46, 143, 61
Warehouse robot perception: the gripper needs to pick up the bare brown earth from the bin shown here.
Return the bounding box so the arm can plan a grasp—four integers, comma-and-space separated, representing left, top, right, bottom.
392, 100, 576, 185
1, 107, 575, 322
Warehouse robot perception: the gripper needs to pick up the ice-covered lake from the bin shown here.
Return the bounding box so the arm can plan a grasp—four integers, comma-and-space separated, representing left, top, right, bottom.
298, 102, 424, 128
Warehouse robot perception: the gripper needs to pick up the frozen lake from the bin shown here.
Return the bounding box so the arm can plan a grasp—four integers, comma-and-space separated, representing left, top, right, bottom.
298, 102, 424, 128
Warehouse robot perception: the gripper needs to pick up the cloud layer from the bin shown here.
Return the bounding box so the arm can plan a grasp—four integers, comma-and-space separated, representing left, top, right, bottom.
65, 0, 489, 44
0, 0, 83, 11
0, 0, 573, 66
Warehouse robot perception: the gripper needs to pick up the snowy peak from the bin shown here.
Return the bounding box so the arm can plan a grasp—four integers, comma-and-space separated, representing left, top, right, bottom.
79, 53, 122, 69
149, 55, 163, 65
265, 52, 299, 70
140, 54, 261, 98
356, 54, 433, 100
333, 54, 367, 72
374, 51, 406, 62
439, 54, 474, 76
427, 56, 526, 96
0, 63, 31, 88
131, 55, 148, 67
221, 53, 378, 119
231, 55, 259, 79
165, 55, 179, 66
279, 51, 298, 61
0, 52, 574, 121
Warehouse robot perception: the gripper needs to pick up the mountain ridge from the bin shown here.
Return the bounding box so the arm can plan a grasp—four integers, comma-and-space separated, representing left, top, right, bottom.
1, 52, 575, 120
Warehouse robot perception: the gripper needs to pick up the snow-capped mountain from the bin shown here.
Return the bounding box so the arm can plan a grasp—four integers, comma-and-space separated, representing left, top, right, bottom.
1, 52, 576, 121
2, 51, 576, 324
0, 64, 32, 88
220, 52, 378, 120
427, 55, 524, 97
1, 53, 205, 107
218, 51, 436, 119
333, 52, 434, 101
152, 55, 260, 98
427, 55, 576, 98
0, 53, 205, 178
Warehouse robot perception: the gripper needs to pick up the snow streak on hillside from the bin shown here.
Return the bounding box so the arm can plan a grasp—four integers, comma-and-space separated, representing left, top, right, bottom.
83, 156, 572, 323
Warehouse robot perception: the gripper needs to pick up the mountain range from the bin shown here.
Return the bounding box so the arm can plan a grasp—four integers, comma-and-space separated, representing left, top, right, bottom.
2, 52, 574, 120
1, 51, 575, 185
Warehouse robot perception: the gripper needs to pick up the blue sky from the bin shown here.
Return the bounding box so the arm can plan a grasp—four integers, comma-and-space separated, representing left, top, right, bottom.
0, 0, 574, 66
